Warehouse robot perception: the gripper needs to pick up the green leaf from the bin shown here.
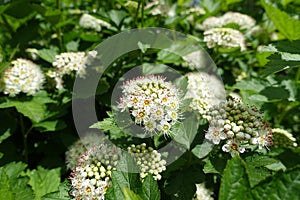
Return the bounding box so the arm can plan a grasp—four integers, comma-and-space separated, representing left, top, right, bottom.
80, 33, 101, 42
15, 101, 46, 123
0, 91, 56, 123
0, 128, 11, 144
90, 117, 120, 132
0, 162, 33, 200
245, 155, 283, 188
65, 40, 79, 51
12, 177, 35, 200
105, 170, 141, 200
42, 180, 71, 200
3, 162, 27, 179
251, 168, 300, 199
96, 79, 110, 95
261, 53, 300, 77
0, 61, 10, 74
106, 154, 141, 200
173, 113, 199, 150
139, 175, 160, 200
123, 188, 143, 200
0, 168, 14, 200
203, 156, 226, 174
165, 166, 204, 200
262, 2, 300, 40
137, 41, 150, 54
219, 156, 252, 200
108, 10, 127, 27
260, 86, 290, 100
37, 49, 57, 63
233, 79, 265, 93
33, 120, 66, 132
141, 63, 169, 75
281, 80, 297, 101
272, 40, 300, 54
191, 141, 214, 159
27, 166, 61, 200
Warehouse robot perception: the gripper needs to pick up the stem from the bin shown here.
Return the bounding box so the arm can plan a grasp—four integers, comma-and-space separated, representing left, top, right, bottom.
20, 115, 34, 163
134, 1, 141, 28
275, 103, 299, 126
296, 67, 300, 82
1, 14, 14, 35
141, 0, 144, 28
56, 0, 60, 9
56, 0, 64, 51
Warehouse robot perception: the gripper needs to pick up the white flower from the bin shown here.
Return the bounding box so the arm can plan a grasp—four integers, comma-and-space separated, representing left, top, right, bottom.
65, 133, 106, 170
202, 12, 255, 30
221, 12, 256, 30
117, 75, 181, 135
222, 139, 245, 156
2, 58, 45, 97
193, 183, 214, 200
205, 126, 226, 145
79, 13, 111, 32
69, 144, 119, 200
184, 72, 225, 117
49, 51, 97, 90
204, 28, 246, 51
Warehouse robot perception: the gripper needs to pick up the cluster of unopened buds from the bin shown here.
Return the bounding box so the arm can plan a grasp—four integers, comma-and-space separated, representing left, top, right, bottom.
69, 144, 119, 200
1, 58, 45, 97
117, 75, 182, 136
204, 98, 273, 156
128, 143, 167, 180
272, 128, 297, 148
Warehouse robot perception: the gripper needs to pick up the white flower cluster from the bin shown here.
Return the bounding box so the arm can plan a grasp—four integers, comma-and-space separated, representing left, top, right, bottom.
79, 13, 111, 32
69, 145, 119, 200
203, 28, 246, 51
117, 75, 182, 135
184, 72, 224, 117
128, 143, 166, 180
2, 58, 45, 97
202, 12, 255, 30
48, 50, 97, 90
205, 98, 273, 156
272, 128, 297, 148
65, 134, 105, 170
193, 183, 214, 200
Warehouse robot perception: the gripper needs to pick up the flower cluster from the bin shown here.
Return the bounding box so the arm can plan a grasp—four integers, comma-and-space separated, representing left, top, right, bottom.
128, 143, 167, 180
48, 51, 97, 90
272, 128, 297, 148
203, 28, 246, 51
193, 183, 214, 200
205, 98, 273, 156
69, 144, 119, 200
202, 12, 255, 30
65, 133, 105, 170
117, 75, 182, 135
184, 72, 224, 117
1, 58, 45, 97
79, 13, 111, 32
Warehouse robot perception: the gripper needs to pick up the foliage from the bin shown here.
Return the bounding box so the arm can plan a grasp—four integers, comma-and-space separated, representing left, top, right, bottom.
0, 0, 300, 199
